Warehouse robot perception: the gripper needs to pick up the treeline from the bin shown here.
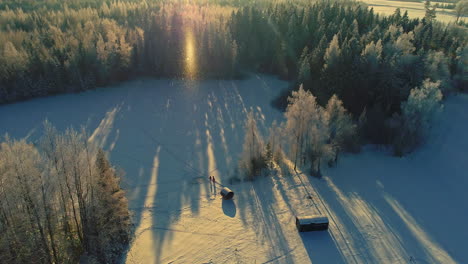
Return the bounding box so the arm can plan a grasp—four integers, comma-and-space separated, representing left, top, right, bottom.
434, 2, 456, 9
431, 0, 459, 3
240, 79, 442, 179
1, 0, 466, 105
0, 1, 239, 103
241, 3, 466, 146
0, 0, 466, 144
0, 122, 130, 264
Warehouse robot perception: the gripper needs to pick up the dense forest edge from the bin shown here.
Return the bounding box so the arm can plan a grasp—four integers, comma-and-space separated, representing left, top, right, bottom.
0, 122, 131, 263
0, 0, 466, 142
0, 0, 466, 104
0, 0, 467, 263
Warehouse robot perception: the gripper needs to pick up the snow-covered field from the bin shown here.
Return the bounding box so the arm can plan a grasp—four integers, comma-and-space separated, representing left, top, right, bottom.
1, 76, 467, 264
359, 0, 464, 23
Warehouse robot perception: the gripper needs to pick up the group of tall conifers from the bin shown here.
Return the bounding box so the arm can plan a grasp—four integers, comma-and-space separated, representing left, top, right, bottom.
0, 0, 465, 150
237, 1, 465, 149
0, 0, 466, 104
0, 122, 131, 263
235, 0, 465, 176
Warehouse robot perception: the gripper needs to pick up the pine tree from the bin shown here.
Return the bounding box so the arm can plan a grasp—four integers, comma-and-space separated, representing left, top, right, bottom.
322, 34, 343, 98
92, 149, 131, 263
396, 79, 442, 154
323, 34, 341, 71
240, 110, 265, 180
267, 120, 283, 165
424, 1, 437, 24
298, 47, 311, 84
326, 95, 356, 165
361, 40, 382, 69
425, 50, 451, 92
395, 31, 416, 55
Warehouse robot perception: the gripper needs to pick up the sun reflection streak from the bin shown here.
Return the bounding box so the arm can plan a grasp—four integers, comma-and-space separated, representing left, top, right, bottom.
183, 28, 198, 80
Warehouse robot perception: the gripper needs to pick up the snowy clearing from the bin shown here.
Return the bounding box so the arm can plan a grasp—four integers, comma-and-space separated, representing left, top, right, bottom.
0, 76, 467, 263
359, 0, 464, 23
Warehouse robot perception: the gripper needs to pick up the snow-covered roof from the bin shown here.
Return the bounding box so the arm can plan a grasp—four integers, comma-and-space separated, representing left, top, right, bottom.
296, 215, 329, 225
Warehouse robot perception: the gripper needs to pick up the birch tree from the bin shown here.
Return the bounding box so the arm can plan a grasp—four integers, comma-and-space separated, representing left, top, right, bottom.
0, 123, 131, 263
284, 85, 328, 173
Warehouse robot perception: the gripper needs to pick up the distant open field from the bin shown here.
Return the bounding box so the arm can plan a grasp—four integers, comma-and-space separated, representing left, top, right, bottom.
359, 0, 465, 23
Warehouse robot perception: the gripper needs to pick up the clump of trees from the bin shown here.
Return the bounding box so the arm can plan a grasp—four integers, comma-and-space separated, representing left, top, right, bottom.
282, 86, 355, 176
393, 79, 443, 155
0, 122, 130, 264
240, 77, 444, 178
240, 86, 356, 178
0, 0, 466, 107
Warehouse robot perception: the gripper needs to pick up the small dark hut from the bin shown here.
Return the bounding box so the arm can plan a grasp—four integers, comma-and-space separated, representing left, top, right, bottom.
295, 215, 329, 232
220, 187, 234, 200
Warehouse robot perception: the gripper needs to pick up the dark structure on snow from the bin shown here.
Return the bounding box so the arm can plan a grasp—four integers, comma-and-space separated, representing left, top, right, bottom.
220, 187, 234, 200
295, 215, 329, 231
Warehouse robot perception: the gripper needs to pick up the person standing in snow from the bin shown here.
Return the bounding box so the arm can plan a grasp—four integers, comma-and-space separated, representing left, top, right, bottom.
209, 176, 215, 195
213, 176, 217, 196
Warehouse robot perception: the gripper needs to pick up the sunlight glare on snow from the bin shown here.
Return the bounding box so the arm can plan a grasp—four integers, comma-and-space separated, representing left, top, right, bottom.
183, 27, 198, 81
88, 106, 120, 150
205, 128, 219, 179
126, 146, 161, 264
281, 157, 362, 263
385, 194, 457, 264
324, 177, 408, 263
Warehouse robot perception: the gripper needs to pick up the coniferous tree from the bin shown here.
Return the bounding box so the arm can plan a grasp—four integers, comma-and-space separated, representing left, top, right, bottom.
395, 79, 443, 154
91, 149, 130, 264
240, 110, 265, 180
322, 34, 343, 100
424, 1, 437, 23
326, 94, 356, 166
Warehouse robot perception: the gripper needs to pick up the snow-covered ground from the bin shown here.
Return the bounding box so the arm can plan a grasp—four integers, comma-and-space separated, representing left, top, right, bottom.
0, 76, 467, 264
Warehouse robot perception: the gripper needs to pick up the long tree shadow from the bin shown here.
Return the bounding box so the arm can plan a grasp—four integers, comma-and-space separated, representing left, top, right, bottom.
265, 167, 348, 263
123, 77, 286, 263
276, 156, 367, 264
299, 230, 344, 263
320, 142, 466, 263
234, 175, 297, 263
